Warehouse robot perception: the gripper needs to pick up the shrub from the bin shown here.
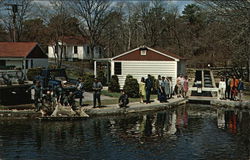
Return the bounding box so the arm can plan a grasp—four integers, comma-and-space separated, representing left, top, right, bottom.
82, 73, 95, 92
108, 75, 120, 92
123, 75, 139, 98
97, 70, 107, 86
27, 68, 43, 80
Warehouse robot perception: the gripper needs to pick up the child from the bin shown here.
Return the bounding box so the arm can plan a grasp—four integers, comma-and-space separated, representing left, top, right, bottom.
118, 90, 129, 108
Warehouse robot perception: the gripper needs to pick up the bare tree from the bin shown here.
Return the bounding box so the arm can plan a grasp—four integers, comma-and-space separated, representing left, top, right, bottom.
70, 0, 111, 60
0, 0, 33, 41
196, 0, 250, 81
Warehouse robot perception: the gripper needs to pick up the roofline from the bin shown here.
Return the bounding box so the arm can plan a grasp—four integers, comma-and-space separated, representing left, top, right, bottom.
147, 46, 179, 61
26, 42, 38, 58
111, 45, 179, 61
111, 47, 142, 60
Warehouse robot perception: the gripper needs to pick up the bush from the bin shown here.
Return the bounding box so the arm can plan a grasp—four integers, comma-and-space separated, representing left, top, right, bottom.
82, 73, 95, 92
97, 70, 107, 86
123, 75, 139, 98
27, 68, 43, 80
108, 75, 120, 92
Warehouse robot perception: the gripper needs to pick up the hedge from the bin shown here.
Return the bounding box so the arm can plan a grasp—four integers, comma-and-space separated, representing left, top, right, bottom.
123, 75, 139, 98
108, 75, 120, 92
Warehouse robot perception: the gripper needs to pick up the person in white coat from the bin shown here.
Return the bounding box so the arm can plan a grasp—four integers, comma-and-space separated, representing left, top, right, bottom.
218, 77, 226, 100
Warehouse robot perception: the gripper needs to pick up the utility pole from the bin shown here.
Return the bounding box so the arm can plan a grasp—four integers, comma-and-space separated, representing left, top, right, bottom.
5, 3, 22, 42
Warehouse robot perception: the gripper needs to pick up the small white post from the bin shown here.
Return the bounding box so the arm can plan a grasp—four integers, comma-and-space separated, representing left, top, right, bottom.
94, 60, 97, 78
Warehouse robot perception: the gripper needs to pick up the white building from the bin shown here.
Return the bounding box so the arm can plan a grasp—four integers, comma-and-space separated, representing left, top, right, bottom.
94, 46, 186, 88
48, 36, 103, 61
0, 42, 48, 73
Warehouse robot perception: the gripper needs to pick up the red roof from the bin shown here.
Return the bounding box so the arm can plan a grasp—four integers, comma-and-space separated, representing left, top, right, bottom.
112, 46, 184, 61
0, 42, 45, 58
154, 47, 185, 60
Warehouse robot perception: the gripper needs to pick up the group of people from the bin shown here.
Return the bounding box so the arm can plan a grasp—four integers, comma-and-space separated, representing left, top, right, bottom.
139, 74, 189, 104
27, 74, 190, 112
218, 75, 244, 101
26, 78, 85, 113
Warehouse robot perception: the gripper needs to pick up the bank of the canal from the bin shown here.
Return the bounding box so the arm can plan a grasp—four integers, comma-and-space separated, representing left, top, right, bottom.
0, 98, 187, 119
1, 97, 250, 119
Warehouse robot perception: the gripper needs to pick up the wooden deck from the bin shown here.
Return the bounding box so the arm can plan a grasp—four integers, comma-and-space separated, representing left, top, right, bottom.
38, 116, 88, 121
188, 96, 217, 102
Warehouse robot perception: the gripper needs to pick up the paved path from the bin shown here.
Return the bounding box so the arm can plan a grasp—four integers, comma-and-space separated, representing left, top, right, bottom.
82, 98, 187, 117
78, 92, 116, 101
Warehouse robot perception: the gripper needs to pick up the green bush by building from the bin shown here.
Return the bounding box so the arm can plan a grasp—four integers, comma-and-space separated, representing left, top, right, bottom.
123, 75, 139, 98
27, 68, 43, 80
82, 73, 95, 92
108, 75, 120, 92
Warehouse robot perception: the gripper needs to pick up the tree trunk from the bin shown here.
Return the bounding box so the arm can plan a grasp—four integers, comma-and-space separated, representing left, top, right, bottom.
248, 56, 250, 82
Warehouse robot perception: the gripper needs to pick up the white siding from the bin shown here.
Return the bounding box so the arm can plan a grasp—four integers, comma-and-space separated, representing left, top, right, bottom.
113, 61, 177, 89
49, 44, 103, 60
48, 46, 54, 58
31, 58, 48, 68
6, 60, 23, 68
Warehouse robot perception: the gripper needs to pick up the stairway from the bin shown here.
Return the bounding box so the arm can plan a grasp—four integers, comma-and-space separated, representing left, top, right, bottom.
190, 70, 217, 97
204, 70, 213, 88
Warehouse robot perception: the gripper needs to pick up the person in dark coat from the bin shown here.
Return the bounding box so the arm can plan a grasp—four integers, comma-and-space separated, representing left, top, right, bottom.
155, 75, 162, 101
92, 78, 103, 108
76, 78, 84, 106
118, 90, 129, 108
27, 81, 43, 112
225, 76, 231, 100
237, 78, 244, 102
145, 74, 153, 103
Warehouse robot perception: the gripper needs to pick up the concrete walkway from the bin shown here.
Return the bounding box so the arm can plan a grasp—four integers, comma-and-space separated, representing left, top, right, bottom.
81, 92, 116, 101
82, 98, 187, 117
211, 99, 250, 108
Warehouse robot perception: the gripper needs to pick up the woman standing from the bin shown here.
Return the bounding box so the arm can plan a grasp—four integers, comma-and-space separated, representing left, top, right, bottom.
218, 77, 226, 100
139, 77, 146, 103
183, 76, 189, 98
164, 77, 170, 100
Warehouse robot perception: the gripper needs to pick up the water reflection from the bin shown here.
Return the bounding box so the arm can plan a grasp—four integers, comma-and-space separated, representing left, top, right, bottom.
0, 105, 250, 160
217, 109, 250, 134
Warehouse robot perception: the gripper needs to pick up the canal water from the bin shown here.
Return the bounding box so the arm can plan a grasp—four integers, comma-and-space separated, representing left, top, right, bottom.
0, 105, 250, 160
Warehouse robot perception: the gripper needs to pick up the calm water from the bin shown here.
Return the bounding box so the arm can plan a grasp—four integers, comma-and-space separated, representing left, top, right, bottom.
0, 105, 250, 160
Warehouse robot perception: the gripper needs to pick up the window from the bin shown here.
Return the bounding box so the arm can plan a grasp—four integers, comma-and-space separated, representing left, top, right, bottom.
25, 60, 29, 69
74, 46, 78, 54
87, 46, 90, 55
114, 62, 122, 75
55, 45, 58, 54
99, 47, 102, 56
31, 60, 33, 68
0, 60, 6, 67
140, 50, 147, 55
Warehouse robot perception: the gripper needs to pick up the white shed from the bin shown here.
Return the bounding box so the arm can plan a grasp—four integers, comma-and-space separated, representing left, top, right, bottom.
94, 46, 186, 88
48, 36, 103, 61
0, 42, 48, 73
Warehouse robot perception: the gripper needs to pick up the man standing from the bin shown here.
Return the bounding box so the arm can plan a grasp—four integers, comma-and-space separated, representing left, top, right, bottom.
145, 74, 153, 104
76, 78, 84, 106
27, 81, 43, 112
238, 78, 244, 102
155, 75, 162, 101
92, 78, 103, 108
225, 76, 231, 100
